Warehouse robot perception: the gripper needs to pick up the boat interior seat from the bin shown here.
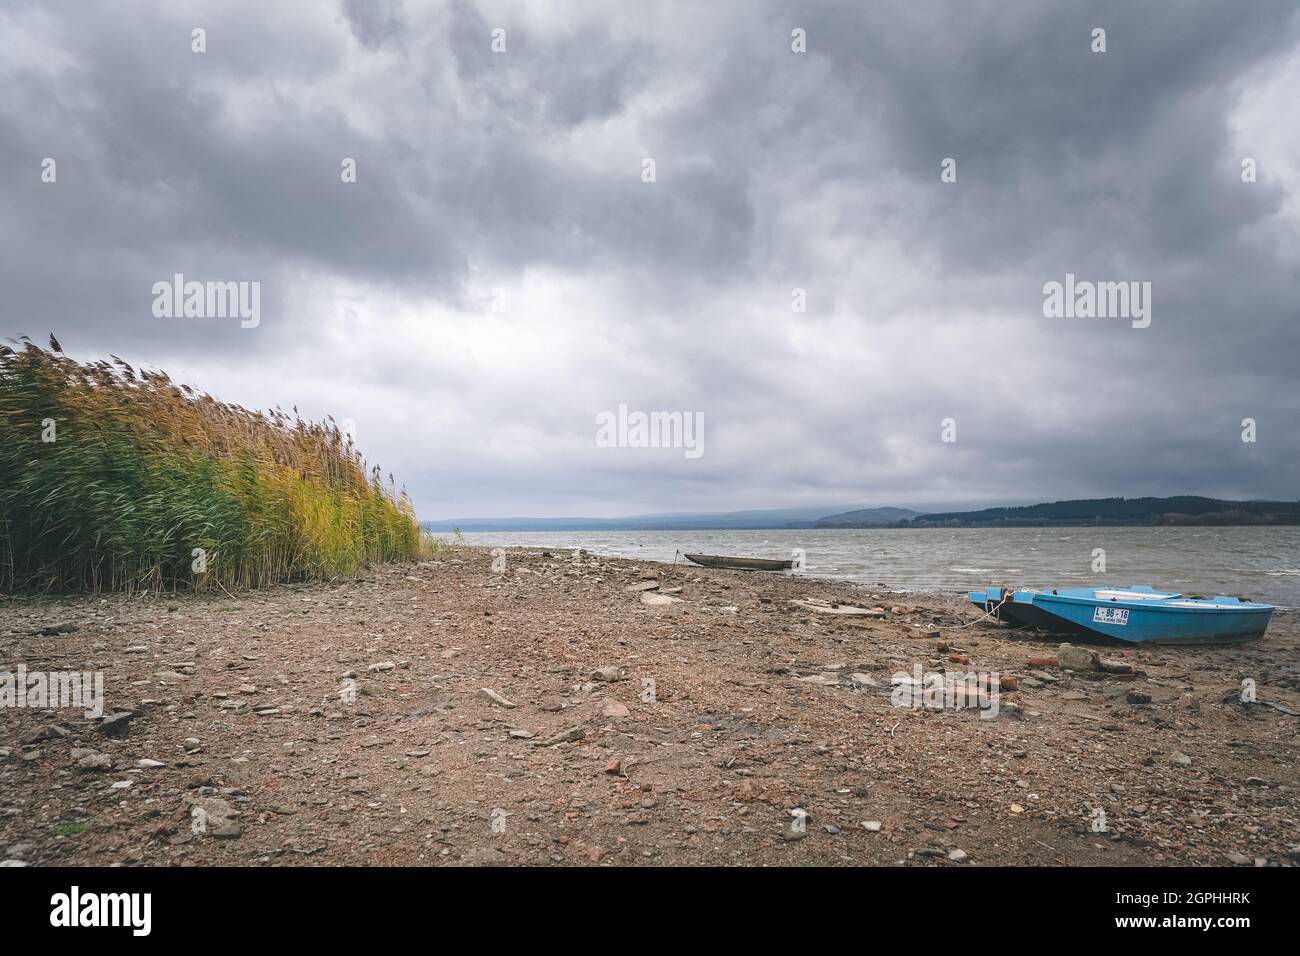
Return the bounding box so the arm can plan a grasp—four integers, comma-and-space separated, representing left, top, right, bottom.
1092, 589, 1180, 601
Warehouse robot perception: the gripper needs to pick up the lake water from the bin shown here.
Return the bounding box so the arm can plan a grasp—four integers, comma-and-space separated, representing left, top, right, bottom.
455, 526, 1300, 607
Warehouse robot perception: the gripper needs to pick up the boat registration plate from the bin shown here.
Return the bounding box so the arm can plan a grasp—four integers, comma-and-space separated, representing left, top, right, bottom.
1093, 607, 1129, 625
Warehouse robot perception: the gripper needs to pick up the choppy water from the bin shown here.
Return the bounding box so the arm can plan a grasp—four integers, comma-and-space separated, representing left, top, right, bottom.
455, 526, 1300, 607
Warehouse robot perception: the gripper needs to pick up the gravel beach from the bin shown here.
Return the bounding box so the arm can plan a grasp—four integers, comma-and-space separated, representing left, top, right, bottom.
2, 546, 1297, 867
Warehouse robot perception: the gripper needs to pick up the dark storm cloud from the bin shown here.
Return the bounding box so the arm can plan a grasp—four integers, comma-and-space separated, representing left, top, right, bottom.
1, 0, 1297, 517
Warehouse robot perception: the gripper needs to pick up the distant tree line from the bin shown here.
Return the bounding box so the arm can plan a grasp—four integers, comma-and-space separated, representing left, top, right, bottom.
892, 496, 1300, 528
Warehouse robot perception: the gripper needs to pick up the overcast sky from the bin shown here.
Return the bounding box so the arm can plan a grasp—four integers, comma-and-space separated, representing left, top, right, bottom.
3, 1, 1298, 519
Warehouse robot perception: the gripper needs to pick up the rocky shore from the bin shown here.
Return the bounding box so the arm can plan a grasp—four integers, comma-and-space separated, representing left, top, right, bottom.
2, 546, 1297, 867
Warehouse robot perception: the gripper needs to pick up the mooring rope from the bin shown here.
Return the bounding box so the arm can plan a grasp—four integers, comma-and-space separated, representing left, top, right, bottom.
948, 592, 1011, 629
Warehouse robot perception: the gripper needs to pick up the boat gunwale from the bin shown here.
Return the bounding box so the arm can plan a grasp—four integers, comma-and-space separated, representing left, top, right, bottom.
1019, 590, 1274, 614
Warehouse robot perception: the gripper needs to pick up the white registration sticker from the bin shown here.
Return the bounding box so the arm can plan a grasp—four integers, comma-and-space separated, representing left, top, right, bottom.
1093, 606, 1129, 625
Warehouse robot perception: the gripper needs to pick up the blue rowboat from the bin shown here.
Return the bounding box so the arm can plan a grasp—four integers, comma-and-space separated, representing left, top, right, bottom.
968, 585, 1273, 645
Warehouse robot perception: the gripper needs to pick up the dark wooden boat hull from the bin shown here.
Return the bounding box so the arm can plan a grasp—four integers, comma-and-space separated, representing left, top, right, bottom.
684, 553, 793, 572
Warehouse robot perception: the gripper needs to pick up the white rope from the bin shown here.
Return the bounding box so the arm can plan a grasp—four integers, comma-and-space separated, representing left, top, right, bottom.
950, 593, 1011, 629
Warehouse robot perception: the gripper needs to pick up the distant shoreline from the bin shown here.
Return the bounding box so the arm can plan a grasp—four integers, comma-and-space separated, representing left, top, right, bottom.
430, 518, 1300, 533
427, 496, 1300, 533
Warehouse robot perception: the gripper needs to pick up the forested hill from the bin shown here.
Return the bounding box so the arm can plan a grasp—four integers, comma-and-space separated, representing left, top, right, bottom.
906, 497, 1300, 527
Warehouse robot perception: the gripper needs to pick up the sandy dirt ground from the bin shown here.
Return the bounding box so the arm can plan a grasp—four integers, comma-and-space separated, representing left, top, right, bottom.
2, 546, 1297, 867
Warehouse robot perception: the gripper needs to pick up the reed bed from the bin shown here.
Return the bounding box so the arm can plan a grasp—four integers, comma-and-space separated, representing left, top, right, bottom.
0, 336, 426, 593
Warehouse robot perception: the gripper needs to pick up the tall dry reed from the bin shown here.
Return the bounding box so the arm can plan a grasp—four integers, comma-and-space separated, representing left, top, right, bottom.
0, 336, 423, 592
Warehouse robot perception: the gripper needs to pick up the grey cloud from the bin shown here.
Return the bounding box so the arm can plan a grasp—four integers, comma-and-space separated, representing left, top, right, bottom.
1, 0, 1297, 517
343, 0, 406, 51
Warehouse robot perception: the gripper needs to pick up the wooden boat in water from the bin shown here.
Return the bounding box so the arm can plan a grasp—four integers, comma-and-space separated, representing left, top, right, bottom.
684, 552, 793, 572
969, 585, 1273, 645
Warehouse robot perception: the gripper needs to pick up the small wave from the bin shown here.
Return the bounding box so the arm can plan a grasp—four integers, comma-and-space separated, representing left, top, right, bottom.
1263, 569, 1300, 576
949, 567, 995, 574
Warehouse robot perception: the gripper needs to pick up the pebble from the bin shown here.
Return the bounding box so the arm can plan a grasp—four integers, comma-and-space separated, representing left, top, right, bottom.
99, 713, 132, 739
1057, 643, 1099, 671
536, 727, 585, 747
76, 753, 113, 771
479, 688, 516, 709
